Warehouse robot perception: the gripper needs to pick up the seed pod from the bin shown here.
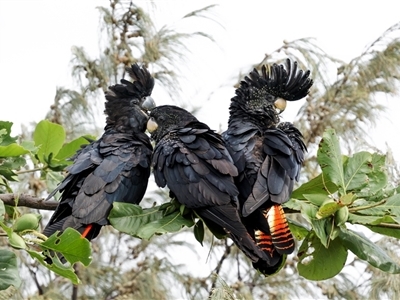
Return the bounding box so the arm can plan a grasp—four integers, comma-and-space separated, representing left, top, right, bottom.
12, 213, 41, 232
9, 232, 27, 249
316, 199, 340, 219
334, 206, 349, 226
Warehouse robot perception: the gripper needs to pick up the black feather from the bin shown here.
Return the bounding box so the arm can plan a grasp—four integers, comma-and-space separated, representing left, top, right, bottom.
223, 58, 312, 275
43, 64, 154, 246
149, 105, 269, 264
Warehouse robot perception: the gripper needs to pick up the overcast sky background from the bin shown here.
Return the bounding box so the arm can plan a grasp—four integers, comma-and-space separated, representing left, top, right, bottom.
1, 1, 400, 145
1, 0, 400, 296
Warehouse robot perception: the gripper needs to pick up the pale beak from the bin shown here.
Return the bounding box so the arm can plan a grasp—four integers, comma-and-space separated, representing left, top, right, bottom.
274, 98, 287, 114
147, 117, 158, 133
142, 96, 156, 111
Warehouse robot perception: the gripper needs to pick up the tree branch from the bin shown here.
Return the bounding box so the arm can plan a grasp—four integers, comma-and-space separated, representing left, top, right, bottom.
0, 193, 58, 210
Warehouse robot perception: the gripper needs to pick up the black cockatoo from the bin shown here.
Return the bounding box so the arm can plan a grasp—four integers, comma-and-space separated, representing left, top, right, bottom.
43, 63, 156, 243
146, 105, 269, 264
222, 59, 313, 274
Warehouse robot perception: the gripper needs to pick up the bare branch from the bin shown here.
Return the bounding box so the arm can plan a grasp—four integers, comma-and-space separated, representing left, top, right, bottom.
0, 194, 58, 210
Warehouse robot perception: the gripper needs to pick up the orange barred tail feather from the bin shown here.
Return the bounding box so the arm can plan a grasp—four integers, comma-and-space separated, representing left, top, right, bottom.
254, 229, 281, 266
265, 204, 295, 254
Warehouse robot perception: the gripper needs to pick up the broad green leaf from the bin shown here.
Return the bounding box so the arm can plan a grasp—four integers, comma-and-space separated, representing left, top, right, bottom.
288, 219, 309, 240
109, 202, 163, 237
27, 249, 81, 285
284, 198, 303, 211
343, 151, 371, 191
317, 129, 345, 192
33, 120, 65, 162
357, 153, 388, 197
0, 249, 21, 290
0, 156, 26, 181
298, 232, 348, 280
299, 202, 330, 247
194, 219, 205, 245
0, 144, 29, 157
355, 194, 400, 217
366, 225, 400, 239
339, 228, 400, 273
20, 140, 37, 153
137, 210, 194, 240
299, 201, 318, 224
303, 194, 331, 207
40, 228, 92, 266
0, 121, 17, 146
291, 173, 337, 199
55, 136, 92, 162
311, 218, 330, 247
348, 213, 398, 226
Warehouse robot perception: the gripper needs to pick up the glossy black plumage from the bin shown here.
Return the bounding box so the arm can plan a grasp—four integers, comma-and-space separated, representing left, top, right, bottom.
43, 63, 155, 241
147, 105, 268, 263
223, 59, 312, 274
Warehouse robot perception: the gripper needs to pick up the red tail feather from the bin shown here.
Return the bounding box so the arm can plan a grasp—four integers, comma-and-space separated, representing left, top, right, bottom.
265, 204, 294, 254
254, 229, 276, 259
81, 224, 93, 239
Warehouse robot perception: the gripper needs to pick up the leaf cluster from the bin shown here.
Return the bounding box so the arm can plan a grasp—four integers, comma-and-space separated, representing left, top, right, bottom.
288, 128, 400, 280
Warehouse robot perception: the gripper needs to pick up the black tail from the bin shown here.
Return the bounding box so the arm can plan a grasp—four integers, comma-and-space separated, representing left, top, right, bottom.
196, 205, 268, 263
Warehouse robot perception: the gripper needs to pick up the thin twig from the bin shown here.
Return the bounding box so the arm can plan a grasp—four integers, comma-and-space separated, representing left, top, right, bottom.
0, 193, 58, 210
209, 240, 232, 294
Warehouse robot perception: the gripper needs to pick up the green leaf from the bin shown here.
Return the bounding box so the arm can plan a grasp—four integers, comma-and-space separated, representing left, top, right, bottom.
303, 194, 331, 207
0, 121, 17, 146
109, 202, 164, 237
355, 194, 400, 217
0, 144, 29, 157
288, 219, 309, 240
339, 228, 400, 273
343, 151, 371, 191
33, 120, 65, 163
348, 213, 396, 225
40, 228, 92, 266
0, 156, 26, 181
194, 220, 205, 245
358, 153, 388, 197
137, 210, 195, 240
311, 218, 330, 248
366, 224, 400, 239
291, 173, 337, 199
27, 249, 81, 285
317, 129, 345, 192
54, 136, 91, 162
297, 232, 348, 280
0, 249, 21, 290
20, 140, 38, 153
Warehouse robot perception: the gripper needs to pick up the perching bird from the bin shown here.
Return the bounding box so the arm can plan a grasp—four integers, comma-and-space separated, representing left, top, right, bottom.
43, 63, 156, 245
222, 59, 313, 275
147, 105, 269, 264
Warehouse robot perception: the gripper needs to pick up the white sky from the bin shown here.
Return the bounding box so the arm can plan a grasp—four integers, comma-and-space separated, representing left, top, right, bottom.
1, 0, 400, 295
1, 0, 400, 160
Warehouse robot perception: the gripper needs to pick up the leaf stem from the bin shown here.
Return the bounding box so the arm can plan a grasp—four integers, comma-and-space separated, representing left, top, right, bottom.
370, 222, 400, 229
348, 199, 386, 213
15, 167, 43, 175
